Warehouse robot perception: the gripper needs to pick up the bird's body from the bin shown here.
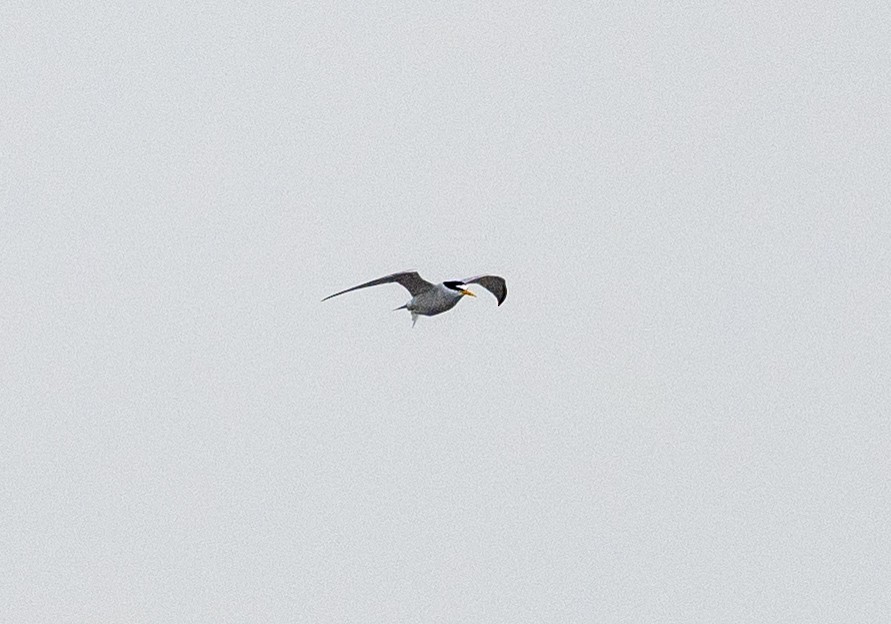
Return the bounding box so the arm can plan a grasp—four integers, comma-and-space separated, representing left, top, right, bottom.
323, 271, 506, 326
399, 282, 465, 317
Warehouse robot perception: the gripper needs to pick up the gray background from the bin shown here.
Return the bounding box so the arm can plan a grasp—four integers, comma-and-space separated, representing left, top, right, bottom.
3, 3, 889, 622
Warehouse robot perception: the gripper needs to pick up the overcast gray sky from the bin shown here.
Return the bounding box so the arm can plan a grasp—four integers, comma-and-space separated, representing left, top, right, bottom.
3, 2, 889, 622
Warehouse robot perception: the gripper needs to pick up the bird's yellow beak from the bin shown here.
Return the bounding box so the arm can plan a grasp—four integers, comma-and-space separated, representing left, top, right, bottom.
460, 289, 476, 298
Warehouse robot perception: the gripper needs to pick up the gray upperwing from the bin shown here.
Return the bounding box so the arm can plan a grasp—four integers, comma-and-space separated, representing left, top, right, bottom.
463, 275, 507, 306
322, 271, 434, 301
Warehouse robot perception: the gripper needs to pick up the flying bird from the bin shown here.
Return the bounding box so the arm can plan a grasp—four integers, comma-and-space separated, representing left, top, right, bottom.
323, 271, 507, 326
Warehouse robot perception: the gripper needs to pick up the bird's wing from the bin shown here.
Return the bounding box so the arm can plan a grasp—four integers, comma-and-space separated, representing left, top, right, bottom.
462, 275, 507, 305
322, 271, 434, 301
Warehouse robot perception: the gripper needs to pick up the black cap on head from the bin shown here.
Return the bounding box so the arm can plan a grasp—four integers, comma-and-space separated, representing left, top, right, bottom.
443, 281, 466, 291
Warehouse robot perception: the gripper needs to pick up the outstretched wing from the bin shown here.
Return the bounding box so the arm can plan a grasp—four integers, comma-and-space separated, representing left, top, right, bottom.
462, 275, 507, 306
322, 271, 434, 301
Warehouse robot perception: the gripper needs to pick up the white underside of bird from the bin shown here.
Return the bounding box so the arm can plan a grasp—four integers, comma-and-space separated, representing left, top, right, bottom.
323, 271, 507, 327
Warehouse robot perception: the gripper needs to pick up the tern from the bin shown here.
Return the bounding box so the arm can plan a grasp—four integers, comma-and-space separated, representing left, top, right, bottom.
323, 271, 507, 326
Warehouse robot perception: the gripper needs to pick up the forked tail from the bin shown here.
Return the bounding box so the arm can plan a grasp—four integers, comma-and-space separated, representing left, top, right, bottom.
392, 304, 417, 327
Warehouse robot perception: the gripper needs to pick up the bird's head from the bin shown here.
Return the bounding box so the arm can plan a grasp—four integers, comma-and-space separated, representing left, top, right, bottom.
444, 281, 476, 298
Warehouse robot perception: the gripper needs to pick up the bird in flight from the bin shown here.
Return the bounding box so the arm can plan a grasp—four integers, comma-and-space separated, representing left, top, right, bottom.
323, 271, 507, 326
